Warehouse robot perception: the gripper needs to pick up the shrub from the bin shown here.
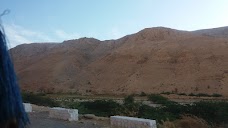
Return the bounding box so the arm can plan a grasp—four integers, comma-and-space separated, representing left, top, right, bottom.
140, 92, 147, 96
212, 93, 222, 97
148, 94, 170, 104
124, 95, 135, 105
175, 115, 209, 128
121, 95, 142, 116
138, 104, 177, 122
161, 92, 172, 95
188, 93, 196, 96
80, 100, 121, 116
158, 120, 176, 128
62, 95, 228, 125
178, 93, 187, 96
22, 92, 59, 107
195, 93, 211, 97
188, 93, 222, 97
189, 101, 228, 124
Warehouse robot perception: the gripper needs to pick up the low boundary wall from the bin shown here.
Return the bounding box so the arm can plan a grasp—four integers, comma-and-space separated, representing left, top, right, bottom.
110, 116, 157, 128
49, 107, 78, 121
23, 103, 32, 112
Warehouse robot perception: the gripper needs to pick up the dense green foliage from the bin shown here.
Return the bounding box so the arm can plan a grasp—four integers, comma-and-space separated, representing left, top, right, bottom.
22, 92, 59, 107
22, 92, 228, 125
161, 92, 223, 97
64, 95, 228, 125
190, 101, 228, 124
211, 93, 223, 97
80, 100, 121, 116
139, 92, 147, 96
148, 94, 172, 104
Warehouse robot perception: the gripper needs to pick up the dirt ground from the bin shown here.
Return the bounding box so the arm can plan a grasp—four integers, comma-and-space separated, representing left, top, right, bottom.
27, 112, 111, 128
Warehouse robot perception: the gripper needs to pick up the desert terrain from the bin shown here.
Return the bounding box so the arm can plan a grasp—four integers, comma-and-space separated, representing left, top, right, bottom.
10, 26, 228, 96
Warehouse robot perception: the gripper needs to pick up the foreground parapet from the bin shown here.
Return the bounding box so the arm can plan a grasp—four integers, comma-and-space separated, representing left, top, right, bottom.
49, 107, 78, 121
110, 116, 157, 128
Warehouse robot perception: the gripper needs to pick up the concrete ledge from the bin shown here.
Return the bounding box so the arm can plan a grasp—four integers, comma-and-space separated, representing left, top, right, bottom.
23, 103, 32, 112
49, 107, 78, 121
31, 104, 50, 112
110, 116, 157, 128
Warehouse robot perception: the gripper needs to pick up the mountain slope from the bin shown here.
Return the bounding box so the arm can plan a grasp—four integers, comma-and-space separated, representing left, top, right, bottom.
10, 27, 228, 96
193, 26, 228, 38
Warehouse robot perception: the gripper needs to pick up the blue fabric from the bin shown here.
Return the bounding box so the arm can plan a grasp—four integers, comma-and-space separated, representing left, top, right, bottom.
0, 28, 29, 127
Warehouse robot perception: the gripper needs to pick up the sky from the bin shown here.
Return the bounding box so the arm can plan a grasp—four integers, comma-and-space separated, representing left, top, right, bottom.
0, 0, 228, 48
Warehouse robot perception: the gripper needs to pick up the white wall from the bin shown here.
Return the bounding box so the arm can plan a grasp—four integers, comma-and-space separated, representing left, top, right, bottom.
23, 103, 32, 112
49, 107, 78, 121
111, 116, 157, 128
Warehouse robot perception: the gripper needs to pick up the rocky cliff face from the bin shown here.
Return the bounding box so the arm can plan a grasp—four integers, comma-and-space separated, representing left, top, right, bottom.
10, 27, 228, 96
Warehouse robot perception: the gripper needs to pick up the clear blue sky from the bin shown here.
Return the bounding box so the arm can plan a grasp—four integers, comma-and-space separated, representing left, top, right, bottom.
1, 0, 228, 47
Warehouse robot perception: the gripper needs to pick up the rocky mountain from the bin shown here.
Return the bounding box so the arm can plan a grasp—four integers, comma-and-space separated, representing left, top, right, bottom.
10, 27, 228, 96
193, 26, 228, 38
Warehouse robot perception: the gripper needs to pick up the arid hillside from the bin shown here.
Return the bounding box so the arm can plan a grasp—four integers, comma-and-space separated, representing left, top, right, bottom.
193, 26, 228, 38
10, 27, 228, 96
